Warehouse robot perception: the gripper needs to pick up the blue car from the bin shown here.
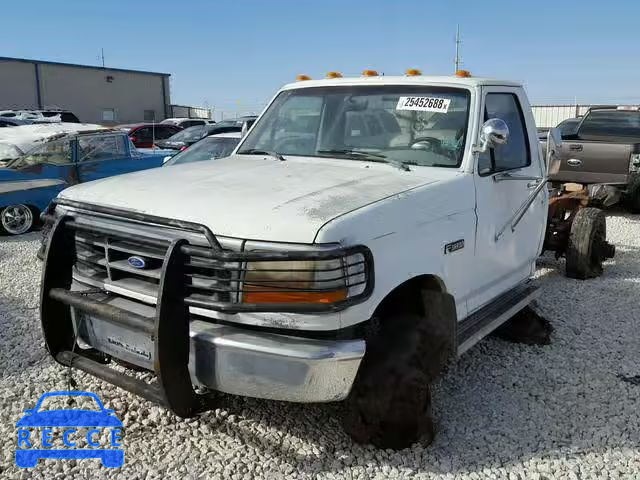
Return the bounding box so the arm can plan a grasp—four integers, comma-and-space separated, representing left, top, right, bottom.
0, 129, 168, 235
15, 391, 124, 468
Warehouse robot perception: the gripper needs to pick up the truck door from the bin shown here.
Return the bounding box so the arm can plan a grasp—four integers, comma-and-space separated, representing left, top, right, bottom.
469, 88, 547, 312
76, 134, 160, 183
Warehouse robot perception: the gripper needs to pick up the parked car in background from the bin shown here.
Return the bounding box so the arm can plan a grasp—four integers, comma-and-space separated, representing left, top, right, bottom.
0, 118, 30, 127
160, 118, 215, 128
118, 123, 182, 148
538, 117, 581, 140
163, 132, 241, 166
156, 117, 257, 152
212, 116, 258, 130
0, 128, 167, 235
545, 106, 640, 210
154, 124, 226, 151
0, 123, 104, 167
0, 109, 80, 123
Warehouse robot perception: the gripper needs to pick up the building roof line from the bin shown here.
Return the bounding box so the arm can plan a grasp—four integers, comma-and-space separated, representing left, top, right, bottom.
0, 56, 170, 77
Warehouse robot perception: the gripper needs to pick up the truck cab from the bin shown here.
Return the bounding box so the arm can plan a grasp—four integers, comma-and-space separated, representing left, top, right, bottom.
40, 71, 561, 449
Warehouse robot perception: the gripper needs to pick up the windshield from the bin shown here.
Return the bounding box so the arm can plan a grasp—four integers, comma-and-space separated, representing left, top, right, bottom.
166, 125, 207, 142
238, 86, 470, 168
578, 110, 640, 138
164, 136, 240, 166
0, 143, 22, 164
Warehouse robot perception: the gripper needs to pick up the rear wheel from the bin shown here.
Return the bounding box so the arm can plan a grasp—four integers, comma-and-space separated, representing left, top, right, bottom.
627, 176, 640, 213
342, 313, 446, 449
0, 204, 35, 235
565, 207, 610, 279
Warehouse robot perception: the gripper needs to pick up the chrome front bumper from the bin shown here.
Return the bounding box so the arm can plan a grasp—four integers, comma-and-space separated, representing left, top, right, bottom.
74, 292, 365, 403
189, 320, 365, 402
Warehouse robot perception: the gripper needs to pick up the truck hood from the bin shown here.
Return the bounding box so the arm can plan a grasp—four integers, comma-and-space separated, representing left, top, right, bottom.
59, 154, 449, 243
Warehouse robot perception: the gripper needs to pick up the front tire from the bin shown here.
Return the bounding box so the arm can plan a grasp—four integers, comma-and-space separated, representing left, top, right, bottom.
1, 204, 35, 235
342, 313, 444, 449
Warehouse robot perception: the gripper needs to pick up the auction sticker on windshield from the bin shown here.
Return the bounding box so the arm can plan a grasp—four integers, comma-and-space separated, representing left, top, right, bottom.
396, 96, 450, 113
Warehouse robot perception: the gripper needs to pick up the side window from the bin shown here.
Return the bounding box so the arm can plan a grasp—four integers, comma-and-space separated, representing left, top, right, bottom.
478, 93, 530, 175
156, 127, 179, 140
134, 127, 152, 142
78, 135, 125, 162
18, 139, 72, 167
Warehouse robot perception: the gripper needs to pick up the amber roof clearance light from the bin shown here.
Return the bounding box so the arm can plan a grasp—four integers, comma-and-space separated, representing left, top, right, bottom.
361, 70, 378, 77
326, 71, 343, 78
296, 74, 312, 81
455, 70, 472, 78
405, 68, 422, 76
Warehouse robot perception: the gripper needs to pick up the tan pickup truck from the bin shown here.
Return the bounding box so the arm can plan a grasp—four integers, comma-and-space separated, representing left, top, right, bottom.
547, 106, 640, 211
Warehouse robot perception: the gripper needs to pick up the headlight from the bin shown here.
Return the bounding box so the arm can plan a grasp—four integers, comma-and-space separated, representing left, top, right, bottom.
241, 252, 368, 305
630, 153, 640, 173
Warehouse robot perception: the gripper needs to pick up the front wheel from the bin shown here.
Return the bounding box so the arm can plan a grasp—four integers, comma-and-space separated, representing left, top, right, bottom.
342, 314, 439, 449
0, 204, 35, 235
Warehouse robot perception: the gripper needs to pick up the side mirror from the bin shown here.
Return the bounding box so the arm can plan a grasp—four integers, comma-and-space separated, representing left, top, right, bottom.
545, 127, 562, 177
478, 118, 509, 152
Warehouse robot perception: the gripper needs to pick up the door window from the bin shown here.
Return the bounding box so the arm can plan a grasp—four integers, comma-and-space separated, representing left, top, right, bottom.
78, 135, 126, 162
13, 139, 72, 168
478, 93, 530, 175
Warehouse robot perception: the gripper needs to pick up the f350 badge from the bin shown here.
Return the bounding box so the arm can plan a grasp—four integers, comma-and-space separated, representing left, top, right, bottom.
444, 239, 464, 254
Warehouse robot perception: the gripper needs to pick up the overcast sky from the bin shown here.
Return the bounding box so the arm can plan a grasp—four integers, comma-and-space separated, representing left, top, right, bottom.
4, 0, 639, 118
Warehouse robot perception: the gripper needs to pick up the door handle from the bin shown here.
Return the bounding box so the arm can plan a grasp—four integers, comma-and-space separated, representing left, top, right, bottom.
569, 144, 583, 152
567, 158, 582, 167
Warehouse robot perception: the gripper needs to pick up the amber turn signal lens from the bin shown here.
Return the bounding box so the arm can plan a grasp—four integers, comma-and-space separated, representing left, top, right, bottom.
243, 288, 347, 304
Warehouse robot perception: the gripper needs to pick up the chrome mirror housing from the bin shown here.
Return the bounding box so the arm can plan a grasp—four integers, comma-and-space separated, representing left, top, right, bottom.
479, 118, 509, 152
545, 127, 562, 176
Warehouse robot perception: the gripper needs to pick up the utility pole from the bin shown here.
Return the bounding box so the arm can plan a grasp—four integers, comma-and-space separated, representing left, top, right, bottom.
454, 25, 462, 72
101, 48, 105, 68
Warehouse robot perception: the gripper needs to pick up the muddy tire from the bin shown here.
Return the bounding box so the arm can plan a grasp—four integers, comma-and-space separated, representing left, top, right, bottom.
565, 207, 607, 279
342, 313, 448, 450
627, 176, 640, 213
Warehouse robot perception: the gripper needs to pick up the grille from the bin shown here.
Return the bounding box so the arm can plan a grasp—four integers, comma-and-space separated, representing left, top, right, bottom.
55, 200, 373, 313
74, 229, 240, 305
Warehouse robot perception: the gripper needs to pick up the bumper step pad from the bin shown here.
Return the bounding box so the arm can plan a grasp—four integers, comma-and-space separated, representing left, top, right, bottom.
40, 217, 207, 418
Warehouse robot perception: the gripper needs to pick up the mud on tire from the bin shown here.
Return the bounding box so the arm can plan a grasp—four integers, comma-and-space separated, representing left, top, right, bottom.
565, 207, 607, 279
342, 313, 449, 450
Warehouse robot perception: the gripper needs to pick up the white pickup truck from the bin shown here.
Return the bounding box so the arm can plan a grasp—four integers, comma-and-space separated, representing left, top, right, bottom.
39, 71, 612, 450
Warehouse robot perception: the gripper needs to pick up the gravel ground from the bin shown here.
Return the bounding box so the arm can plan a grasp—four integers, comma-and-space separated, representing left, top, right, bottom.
0, 212, 639, 479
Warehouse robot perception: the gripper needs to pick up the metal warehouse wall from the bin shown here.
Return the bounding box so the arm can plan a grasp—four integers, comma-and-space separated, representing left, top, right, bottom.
0, 60, 39, 108
532, 104, 608, 128
0, 58, 171, 124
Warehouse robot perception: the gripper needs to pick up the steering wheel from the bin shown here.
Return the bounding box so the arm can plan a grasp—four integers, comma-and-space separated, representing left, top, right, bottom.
274, 136, 312, 152
410, 137, 442, 152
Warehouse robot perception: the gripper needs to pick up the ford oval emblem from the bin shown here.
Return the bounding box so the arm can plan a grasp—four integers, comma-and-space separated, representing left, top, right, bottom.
127, 256, 147, 269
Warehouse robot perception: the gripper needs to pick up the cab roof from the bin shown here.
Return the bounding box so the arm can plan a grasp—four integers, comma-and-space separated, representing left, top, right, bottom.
281, 75, 521, 91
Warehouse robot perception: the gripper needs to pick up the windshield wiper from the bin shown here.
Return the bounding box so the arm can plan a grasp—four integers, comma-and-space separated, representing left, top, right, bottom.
317, 149, 410, 171
239, 149, 286, 161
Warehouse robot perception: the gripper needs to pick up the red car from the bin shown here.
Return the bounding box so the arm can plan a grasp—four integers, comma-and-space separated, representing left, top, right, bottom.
118, 123, 182, 148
